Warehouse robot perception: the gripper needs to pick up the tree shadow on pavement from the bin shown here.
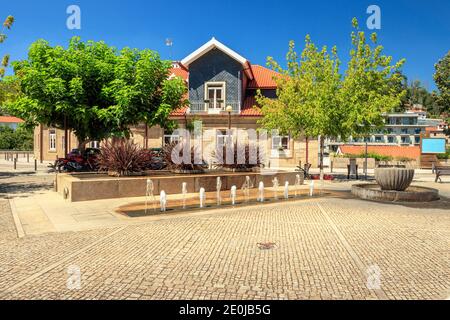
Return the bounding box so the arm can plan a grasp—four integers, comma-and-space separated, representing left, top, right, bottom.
0, 172, 54, 199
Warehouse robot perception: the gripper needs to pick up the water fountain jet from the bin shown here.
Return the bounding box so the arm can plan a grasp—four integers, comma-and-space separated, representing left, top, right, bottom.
272, 177, 279, 200
199, 187, 206, 208
258, 181, 264, 202
181, 182, 188, 209
231, 185, 237, 205
160, 190, 167, 212
284, 181, 289, 199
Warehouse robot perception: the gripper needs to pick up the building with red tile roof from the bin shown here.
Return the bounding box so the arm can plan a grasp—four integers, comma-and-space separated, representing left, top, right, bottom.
34, 38, 318, 167
337, 145, 421, 160
0, 116, 24, 130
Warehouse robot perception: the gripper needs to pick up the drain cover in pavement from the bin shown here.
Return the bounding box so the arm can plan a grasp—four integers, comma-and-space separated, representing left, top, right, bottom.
257, 242, 277, 250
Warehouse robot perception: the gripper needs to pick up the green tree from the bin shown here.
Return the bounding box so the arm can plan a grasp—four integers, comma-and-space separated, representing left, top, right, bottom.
0, 76, 20, 114
256, 18, 406, 175
0, 124, 32, 150
0, 15, 14, 78
256, 36, 342, 173
434, 50, 450, 115
6, 37, 187, 150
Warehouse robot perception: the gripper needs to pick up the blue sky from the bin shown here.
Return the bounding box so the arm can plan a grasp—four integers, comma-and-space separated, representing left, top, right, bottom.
2, 0, 449, 90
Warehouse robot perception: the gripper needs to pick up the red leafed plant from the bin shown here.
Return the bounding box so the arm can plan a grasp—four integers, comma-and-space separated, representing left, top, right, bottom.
97, 139, 150, 177
211, 143, 264, 171
162, 142, 206, 173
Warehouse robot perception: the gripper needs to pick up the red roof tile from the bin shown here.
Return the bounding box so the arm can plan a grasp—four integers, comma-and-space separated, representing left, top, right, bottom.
338, 145, 421, 160
170, 106, 189, 117
241, 96, 262, 117
169, 93, 189, 117
0, 116, 24, 123
169, 67, 188, 81
248, 65, 279, 89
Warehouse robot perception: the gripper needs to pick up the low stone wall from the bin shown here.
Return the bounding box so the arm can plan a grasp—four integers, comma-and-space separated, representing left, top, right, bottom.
351, 184, 439, 202
56, 170, 303, 202
331, 157, 376, 169
331, 157, 419, 169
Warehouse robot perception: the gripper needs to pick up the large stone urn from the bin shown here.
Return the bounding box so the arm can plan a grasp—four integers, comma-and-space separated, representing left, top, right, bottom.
374, 168, 415, 191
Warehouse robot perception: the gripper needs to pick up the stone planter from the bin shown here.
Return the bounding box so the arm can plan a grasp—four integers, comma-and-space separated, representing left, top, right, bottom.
374, 168, 415, 191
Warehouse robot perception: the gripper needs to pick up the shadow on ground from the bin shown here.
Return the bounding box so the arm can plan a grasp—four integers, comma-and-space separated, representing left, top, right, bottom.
0, 171, 54, 199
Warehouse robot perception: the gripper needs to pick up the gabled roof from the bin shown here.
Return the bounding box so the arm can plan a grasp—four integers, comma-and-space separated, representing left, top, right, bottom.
0, 116, 24, 123
180, 38, 253, 80
241, 96, 262, 117
248, 65, 279, 89
169, 67, 188, 81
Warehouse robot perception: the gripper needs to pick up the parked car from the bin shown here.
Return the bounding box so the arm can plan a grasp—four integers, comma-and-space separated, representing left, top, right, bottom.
53, 148, 101, 173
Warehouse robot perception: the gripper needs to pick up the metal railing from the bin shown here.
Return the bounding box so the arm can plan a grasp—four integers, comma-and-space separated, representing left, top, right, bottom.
189, 101, 241, 114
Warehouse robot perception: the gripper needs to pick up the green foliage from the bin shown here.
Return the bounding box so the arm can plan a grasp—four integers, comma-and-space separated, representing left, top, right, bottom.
340, 152, 393, 161
437, 148, 450, 160
6, 37, 187, 148
397, 79, 441, 116
256, 18, 406, 171
0, 125, 33, 150
0, 76, 20, 113
256, 18, 405, 140
434, 51, 450, 115
256, 35, 342, 139
0, 15, 14, 78
340, 18, 406, 136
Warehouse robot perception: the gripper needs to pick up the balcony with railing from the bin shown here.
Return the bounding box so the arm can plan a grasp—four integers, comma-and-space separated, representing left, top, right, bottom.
189, 101, 241, 114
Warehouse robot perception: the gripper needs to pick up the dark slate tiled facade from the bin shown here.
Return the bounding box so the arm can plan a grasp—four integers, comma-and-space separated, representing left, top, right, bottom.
189, 48, 242, 111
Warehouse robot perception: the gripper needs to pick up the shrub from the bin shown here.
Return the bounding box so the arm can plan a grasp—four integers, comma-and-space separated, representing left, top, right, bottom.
97, 139, 149, 176
437, 148, 450, 160
343, 152, 393, 161
211, 143, 264, 171
0, 125, 33, 150
162, 142, 206, 172
364, 152, 393, 162
395, 156, 414, 162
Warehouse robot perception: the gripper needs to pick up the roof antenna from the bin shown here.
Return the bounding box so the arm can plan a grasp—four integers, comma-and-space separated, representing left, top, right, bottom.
165, 38, 173, 61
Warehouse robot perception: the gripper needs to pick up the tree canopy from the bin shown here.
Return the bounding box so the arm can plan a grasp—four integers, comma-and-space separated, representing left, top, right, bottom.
257, 18, 405, 140
6, 37, 187, 148
256, 18, 406, 170
434, 50, 450, 115
0, 15, 14, 78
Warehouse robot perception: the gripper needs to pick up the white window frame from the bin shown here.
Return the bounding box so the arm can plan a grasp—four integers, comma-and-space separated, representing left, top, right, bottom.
163, 134, 181, 146
204, 82, 226, 113
216, 129, 233, 147
272, 135, 290, 151
49, 129, 57, 151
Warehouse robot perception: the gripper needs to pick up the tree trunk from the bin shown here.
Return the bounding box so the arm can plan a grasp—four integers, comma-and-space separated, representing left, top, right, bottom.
319, 135, 325, 178
76, 137, 90, 153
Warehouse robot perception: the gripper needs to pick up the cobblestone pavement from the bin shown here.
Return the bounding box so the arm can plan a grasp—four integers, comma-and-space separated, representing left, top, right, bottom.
0, 194, 448, 300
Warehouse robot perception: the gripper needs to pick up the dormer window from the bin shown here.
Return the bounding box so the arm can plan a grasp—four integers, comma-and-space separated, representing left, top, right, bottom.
205, 82, 226, 113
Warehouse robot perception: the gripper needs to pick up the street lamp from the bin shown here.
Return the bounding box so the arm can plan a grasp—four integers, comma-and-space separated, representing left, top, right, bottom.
226, 105, 233, 146
184, 106, 191, 128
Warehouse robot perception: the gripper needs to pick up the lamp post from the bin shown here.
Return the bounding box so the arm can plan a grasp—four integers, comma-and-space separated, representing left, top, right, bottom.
184, 106, 191, 128
226, 105, 233, 146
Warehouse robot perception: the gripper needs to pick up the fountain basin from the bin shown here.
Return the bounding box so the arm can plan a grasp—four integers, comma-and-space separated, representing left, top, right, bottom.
351, 184, 439, 202
374, 168, 414, 191
56, 170, 303, 202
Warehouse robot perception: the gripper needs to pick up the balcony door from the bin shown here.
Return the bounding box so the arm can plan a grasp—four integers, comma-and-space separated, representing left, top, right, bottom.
205, 82, 225, 113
